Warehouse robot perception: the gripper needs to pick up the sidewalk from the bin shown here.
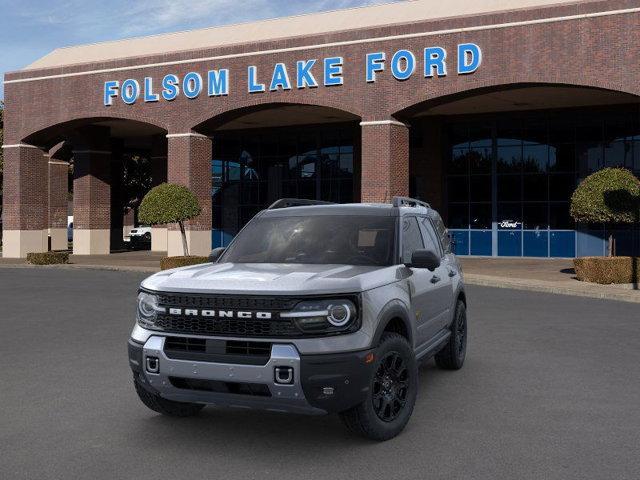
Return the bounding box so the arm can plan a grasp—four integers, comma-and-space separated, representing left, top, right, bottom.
1, 251, 639, 303
460, 257, 640, 304
0, 250, 163, 273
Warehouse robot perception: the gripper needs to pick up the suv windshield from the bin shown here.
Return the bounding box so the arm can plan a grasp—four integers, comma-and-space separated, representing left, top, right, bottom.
221, 215, 397, 266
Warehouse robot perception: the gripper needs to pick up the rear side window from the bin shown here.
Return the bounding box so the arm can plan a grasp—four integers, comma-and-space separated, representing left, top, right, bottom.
419, 217, 443, 257
431, 213, 451, 254
401, 217, 424, 264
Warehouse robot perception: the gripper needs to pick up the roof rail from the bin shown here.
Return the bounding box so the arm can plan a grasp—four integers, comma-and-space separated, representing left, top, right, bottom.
392, 196, 431, 209
267, 198, 336, 210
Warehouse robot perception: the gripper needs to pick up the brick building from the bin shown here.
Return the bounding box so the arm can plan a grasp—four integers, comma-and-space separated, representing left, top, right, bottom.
3, 0, 640, 258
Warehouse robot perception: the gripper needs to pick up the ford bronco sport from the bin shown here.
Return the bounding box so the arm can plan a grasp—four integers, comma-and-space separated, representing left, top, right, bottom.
128, 197, 467, 441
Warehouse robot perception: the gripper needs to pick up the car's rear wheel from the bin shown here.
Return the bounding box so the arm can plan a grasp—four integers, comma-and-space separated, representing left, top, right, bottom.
435, 300, 467, 370
133, 375, 204, 417
339, 332, 417, 441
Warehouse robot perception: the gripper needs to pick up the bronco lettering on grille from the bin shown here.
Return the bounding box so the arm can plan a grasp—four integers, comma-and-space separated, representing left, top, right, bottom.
167, 308, 273, 319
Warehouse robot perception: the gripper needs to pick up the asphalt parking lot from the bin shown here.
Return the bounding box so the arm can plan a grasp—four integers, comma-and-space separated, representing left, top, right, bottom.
1, 268, 639, 480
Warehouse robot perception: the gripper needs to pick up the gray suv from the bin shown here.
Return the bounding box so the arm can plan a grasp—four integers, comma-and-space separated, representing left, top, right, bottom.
128, 197, 467, 440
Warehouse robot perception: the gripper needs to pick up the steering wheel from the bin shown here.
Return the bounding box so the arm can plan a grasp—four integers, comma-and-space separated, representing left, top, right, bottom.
345, 252, 378, 265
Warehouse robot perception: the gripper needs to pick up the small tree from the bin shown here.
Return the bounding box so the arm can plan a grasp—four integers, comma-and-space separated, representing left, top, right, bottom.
570, 168, 640, 256
138, 183, 202, 256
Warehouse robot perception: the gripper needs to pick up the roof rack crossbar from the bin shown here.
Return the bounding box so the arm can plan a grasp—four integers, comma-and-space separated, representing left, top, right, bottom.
267, 198, 336, 210
392, 196, 431, 209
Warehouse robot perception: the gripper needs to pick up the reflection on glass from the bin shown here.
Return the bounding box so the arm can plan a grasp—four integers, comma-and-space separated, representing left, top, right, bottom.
523, 204, 548, 229
448, 204, 469, 228
549, 202, 573, 229
497, 145, 522, 173
449, 148, 469, 174
523, 175, 547, 202
447, 176, 469, 203
470, 175, 492, 202
498, 175, 521, 201
470, 203, 491, 229
604, 141, 631, 168
523, 144, 548, 173
470, 147, 491, 173
211, 125, 356, 244
577, 143, 602, 174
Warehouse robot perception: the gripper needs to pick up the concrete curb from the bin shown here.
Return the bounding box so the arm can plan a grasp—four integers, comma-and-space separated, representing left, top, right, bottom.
464, 273, 640, 304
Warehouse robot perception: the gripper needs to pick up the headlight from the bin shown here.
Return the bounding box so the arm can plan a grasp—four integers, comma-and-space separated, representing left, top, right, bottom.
281, 298, 358, 334
136, 292, 165, 330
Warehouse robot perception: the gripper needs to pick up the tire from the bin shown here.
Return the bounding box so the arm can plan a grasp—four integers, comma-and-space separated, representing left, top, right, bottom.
339, 333, 418, 441
435, 300, 467, 370
134, 375, 205, 417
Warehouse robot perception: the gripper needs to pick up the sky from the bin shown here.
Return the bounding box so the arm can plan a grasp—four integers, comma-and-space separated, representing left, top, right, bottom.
0, 0, 402, 100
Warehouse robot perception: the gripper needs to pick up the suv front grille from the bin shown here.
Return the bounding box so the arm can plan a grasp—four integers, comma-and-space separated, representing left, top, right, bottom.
156, 293, 298, 311
154, 293, 302, 337
154, 315, 298, 337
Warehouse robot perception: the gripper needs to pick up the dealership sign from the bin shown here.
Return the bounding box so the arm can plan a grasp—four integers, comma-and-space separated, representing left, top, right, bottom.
103, 43, 482, 106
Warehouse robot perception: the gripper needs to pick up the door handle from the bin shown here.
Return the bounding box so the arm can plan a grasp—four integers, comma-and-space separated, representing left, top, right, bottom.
430, 275, 441, 284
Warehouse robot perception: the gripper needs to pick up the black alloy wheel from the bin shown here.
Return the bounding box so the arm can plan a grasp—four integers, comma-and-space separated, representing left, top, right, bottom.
372, 351, 410, 422
339, 332, 418, 441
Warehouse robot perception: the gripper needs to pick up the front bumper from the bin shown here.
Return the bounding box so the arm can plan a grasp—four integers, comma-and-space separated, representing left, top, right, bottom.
128, 337, 374, 415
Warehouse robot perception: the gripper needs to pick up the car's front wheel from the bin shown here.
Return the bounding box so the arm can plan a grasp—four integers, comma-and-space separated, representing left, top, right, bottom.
339, 332, 418, 441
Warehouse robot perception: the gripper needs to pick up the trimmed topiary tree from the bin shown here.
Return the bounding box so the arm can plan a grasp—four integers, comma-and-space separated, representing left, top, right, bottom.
570, 168, 640, 256
138, 183, 202, 256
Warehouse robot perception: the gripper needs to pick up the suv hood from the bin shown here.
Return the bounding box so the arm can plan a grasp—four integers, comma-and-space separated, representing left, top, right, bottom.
141, 262, 398, 295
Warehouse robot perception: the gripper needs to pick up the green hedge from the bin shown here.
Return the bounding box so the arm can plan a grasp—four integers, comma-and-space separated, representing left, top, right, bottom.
160, 256, 209, 270
27, 251, 70, 265
574, 256, 640, 284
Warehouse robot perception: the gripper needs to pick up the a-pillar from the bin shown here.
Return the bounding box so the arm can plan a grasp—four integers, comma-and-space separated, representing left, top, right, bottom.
359, 120, 410, 202
166, 132, 212, 257
72, 127, 112, 255
150, 134, 168, 252
1, 143, 49, 258
48, 147, 69, 251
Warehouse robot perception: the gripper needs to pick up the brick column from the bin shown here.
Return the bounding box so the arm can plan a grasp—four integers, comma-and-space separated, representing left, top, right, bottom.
150, 134, 168, 252
48, 159, 69, 251
360, 120, 410, 203
166, 133, 212, 256
110, 146, 125, 251
72, 127, 112, 255
1, 144, 49, 258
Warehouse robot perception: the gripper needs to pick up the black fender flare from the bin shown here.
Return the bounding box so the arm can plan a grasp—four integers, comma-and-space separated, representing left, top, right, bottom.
371, 299, 414, 347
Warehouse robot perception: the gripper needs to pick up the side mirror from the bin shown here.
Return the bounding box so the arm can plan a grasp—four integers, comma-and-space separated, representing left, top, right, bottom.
208, 247, 226, 263
407, 249, 440, 271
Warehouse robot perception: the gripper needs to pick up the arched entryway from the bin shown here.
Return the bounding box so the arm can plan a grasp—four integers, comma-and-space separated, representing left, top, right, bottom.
3, 117, 167, 257
194, 103, 361, 247
397, 84, 640, 258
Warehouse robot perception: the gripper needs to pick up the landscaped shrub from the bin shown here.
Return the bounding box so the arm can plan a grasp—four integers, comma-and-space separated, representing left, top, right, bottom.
139, 183, 202, 256
160, 256, 209, 271
27, 251, 70, 265
570, 168, 640, 256
574, 256, 640, 284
